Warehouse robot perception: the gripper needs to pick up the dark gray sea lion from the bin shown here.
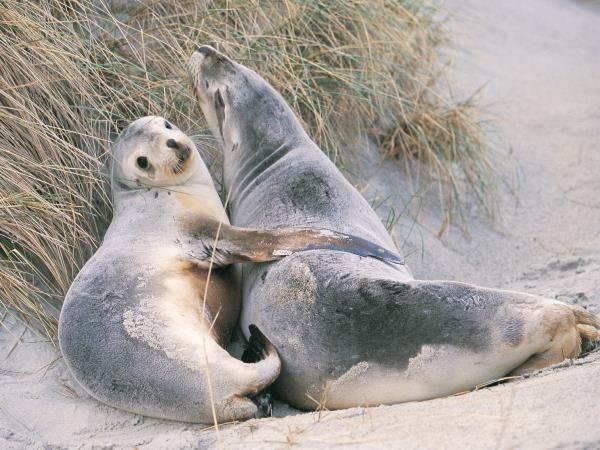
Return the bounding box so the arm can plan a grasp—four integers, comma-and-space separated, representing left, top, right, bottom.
58, 116, 400, 423
188, 47, 600, 410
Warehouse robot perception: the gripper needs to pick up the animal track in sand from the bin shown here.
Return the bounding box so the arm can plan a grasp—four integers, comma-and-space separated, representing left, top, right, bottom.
512, 257, 600, 316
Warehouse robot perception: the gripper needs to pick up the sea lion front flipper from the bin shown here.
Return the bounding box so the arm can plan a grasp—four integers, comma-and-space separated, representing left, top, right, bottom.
190, 221, 404, 266
253, 226, 405, 264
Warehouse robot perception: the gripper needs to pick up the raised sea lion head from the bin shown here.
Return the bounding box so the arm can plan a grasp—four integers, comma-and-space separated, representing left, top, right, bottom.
111, 115, 212, 190
188, 46, 307, 168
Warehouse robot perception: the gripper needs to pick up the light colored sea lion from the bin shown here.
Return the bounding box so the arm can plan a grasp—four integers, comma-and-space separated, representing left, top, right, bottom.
188, 46, 600, 410
58, 116, 402, 423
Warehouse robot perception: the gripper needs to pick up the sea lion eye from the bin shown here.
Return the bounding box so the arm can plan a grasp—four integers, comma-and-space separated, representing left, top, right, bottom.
164, 121, 172, 129
136, 156, 149, 169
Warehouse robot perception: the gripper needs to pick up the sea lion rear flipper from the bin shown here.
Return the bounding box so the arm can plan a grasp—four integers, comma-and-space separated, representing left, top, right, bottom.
251, 391, 273, 418
241, 325, 278, 414
242, 324, 273, 363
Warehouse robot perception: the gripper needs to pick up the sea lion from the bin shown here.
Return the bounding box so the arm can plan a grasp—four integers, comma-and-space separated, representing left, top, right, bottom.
58, 116, 403, 423
188, 46, 600, 410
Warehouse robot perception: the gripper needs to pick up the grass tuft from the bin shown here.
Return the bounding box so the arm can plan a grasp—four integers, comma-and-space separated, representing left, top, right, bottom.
0, 0, 495, 336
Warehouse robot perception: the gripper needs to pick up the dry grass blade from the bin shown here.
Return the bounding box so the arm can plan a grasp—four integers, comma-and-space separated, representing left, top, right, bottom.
0, 0, 494, 337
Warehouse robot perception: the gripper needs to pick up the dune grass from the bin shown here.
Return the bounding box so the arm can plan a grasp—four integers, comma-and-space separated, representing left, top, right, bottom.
0, 0, 494, 337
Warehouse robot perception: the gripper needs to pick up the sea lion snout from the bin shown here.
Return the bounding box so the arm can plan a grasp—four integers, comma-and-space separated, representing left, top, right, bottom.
192, 45, 227, 66
175, 145, 191, 163
166, 138, 190, 161
191, 44, 233, 72
196, 45, 216, 57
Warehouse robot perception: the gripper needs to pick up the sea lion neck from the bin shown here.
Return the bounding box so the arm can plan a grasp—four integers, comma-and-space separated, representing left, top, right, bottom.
222, 96, 312, 203
112, 181, 224, 217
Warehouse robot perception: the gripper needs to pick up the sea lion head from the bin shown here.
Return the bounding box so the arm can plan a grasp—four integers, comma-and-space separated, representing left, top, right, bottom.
112, 116, 210, 190
188, 46, 306, 163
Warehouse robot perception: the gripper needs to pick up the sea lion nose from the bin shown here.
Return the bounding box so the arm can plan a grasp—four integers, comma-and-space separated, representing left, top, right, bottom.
196, 45, 215, 57
167, 138, 190, 161
166, 138, 190, 159
177, 146, 191, 161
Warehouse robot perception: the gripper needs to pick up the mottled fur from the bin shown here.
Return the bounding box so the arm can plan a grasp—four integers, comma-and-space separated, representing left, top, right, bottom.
59, 116, 399, 421
189, 47, 600, 410
59, 117, 280, 423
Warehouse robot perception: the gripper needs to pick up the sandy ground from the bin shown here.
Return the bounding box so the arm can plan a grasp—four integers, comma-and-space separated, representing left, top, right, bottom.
2, 0, 600, 448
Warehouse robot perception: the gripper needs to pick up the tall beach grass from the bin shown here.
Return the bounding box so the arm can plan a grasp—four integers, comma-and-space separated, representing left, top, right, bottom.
0, 0, 494, 337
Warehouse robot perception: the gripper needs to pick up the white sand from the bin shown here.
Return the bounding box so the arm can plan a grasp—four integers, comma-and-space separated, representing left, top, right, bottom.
2, 0, 600, 448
